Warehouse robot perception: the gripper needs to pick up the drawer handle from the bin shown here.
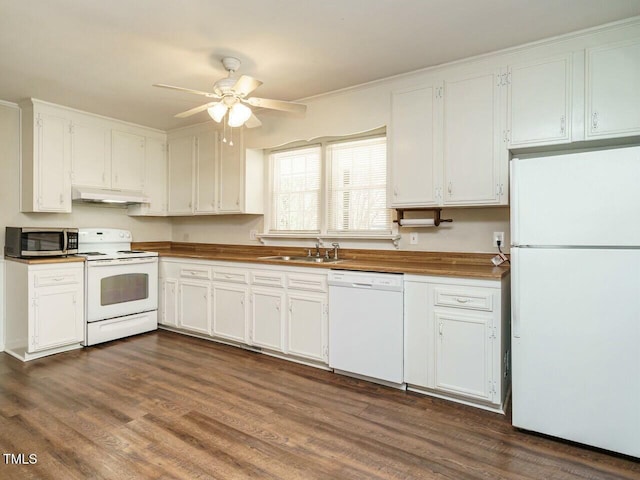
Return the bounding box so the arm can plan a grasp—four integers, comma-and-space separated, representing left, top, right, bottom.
51, 277, 66, 282
455, 297, 470, 303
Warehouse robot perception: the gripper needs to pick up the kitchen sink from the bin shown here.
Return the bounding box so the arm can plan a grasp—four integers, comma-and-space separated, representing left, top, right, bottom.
259, 255, 343, 264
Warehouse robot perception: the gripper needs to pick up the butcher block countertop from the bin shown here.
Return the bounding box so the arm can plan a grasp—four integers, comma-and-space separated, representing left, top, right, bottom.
133, 242, 509, 280
4, 256, 85, 265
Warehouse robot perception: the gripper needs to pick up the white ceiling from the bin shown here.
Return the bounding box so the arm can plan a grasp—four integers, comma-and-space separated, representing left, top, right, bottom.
1, 0, 639, 131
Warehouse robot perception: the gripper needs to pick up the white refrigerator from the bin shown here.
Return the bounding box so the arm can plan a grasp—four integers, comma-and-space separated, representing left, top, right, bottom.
510, 145, 640, 458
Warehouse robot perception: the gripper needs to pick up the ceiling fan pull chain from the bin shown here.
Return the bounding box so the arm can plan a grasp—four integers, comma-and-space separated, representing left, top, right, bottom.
222, 116, 227, 144
229, 126, 234, 147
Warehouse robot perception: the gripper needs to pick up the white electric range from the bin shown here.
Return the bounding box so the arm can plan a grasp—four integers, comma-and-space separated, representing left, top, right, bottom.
78, 228, 158, 346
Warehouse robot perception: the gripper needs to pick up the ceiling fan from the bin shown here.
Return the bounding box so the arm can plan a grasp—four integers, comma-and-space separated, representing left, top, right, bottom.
153, 57, 307, 129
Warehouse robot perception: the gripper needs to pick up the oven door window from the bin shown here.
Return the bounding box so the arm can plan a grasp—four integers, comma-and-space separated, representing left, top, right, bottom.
101, 273, 149, 306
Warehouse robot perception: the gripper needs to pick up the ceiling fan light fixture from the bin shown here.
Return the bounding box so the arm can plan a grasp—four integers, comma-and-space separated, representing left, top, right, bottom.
228, 102, 252, 127
208, 102, 228, 123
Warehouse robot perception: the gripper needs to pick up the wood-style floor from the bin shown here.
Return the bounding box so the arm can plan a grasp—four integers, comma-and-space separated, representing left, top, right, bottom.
1, 331, 638, 480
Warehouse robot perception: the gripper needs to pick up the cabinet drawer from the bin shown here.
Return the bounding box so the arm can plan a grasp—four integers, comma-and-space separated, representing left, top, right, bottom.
434, 286, 493, 311
213, 268, 249, 284
251, 270, 285, 287
180, 266, 211, 280
287, 273, 327, 292
33, 270, 81, 287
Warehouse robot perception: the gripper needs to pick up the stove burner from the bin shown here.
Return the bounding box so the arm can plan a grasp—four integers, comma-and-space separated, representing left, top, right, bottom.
81, 252, 107, 256
117, 250, 145, 254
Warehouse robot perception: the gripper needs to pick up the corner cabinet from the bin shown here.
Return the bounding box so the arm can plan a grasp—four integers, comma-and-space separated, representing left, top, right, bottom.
5, 261, 85, 361
388, 65, 508, 209
20, 99, 72, 212
586, 38, 640, 140
404, 273, 510, 413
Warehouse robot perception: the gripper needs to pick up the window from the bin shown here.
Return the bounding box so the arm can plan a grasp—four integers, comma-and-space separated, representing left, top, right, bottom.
270, 146, 321, 232
268, 134, 391, 236
327, 137, 390, 233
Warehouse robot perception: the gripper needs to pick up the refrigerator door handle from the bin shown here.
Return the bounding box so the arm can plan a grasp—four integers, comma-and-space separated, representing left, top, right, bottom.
510, 158, 519, 246
512, 247, 521, 338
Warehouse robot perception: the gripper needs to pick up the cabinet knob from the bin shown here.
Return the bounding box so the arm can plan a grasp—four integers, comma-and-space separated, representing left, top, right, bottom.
592, 112, 599, 130
560, 115, 566, 135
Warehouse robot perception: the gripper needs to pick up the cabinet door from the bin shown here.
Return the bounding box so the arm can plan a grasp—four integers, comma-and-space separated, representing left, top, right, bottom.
212, 283, 248, 343
167, 136, 195, 214
111, 130, 145, 191
36, 112, 71, 212
587, 39, 640, 139
434, 309, 494, 402
144, 137, 167, 214
71, 119, 110, 188
195, 131, 218, 213
442, 69, 506, 205
31, 286, 82, 352
160, 279, 178, 327
178, 280, 210, 335
389, 84, 441, 206
508, 55, 571, 147
250, 287, 285, 351
287, 291, 327, 362
218, 132, 243, 213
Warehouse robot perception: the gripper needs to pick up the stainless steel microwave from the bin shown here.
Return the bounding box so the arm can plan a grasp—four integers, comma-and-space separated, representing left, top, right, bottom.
4, 227, 79, 258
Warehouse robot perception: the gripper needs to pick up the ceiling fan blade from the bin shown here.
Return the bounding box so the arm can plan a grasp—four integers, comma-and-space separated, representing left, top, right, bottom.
174, 102, 216, 118
246, 97, 307, 114
153, 83, 218, 98
233, 75, 263, 97
244, 113, 262, 129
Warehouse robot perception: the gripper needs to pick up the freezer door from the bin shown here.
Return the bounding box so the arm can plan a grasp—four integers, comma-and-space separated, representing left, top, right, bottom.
511, 247, 640, 457
511, 146, 640, 246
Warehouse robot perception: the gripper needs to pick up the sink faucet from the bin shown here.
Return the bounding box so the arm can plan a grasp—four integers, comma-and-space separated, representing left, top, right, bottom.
314, 241, 321, 257
331, 242, 340, 260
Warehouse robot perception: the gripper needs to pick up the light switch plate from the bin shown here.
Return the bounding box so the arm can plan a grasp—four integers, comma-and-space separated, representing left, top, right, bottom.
410, 232, 418, 245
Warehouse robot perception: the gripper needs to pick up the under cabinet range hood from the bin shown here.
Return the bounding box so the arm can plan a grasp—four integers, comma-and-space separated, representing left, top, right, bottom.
72, 187, 149, 205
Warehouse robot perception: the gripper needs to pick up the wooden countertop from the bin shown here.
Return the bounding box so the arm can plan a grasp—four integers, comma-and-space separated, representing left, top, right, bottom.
133, 242, 509, 280
4, 256, 86, 265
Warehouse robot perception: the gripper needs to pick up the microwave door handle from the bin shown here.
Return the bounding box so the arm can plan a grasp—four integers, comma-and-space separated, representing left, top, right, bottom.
63, 231, 68, 253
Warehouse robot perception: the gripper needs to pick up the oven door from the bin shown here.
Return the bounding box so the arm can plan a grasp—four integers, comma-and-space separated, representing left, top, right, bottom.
86, 257, 158, 322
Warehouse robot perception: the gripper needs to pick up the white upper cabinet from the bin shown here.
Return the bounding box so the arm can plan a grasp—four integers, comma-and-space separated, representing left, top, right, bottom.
195, 131, 218, 214
507, 54, 572, 147
442, 68, 507, 206
20, 99, 72, 213
143, 137, 167, 214
166, 125, 263, 216
70, 116, 110, 188
389, 83, 441, 207
167, 135, 195, 214
218, 133, 244, 213
586, 38, 640, 139
111, 130, 145, 191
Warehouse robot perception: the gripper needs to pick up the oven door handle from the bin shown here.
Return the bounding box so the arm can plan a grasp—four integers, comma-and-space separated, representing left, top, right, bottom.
87, 257, 158, 266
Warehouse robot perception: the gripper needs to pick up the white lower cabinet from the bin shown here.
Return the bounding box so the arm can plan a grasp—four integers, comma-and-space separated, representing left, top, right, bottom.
5, 261, 85, 361
404, 274, 510, 413
212, 283, 249, 343
178, 280, 211, 335
287, 291, 328, 362
158, 258, 328, 366
250, 287, 285, 351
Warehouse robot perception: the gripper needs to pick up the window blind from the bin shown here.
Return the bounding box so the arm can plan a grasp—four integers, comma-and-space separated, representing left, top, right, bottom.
269, 146, 321, 232
327, 136, 391, 233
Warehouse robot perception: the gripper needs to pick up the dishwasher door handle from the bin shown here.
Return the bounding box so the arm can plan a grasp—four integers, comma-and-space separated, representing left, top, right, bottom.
351, 282, 373, 288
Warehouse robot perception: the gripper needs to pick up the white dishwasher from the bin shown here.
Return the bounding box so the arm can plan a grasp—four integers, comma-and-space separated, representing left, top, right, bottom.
328, 270, 404, 386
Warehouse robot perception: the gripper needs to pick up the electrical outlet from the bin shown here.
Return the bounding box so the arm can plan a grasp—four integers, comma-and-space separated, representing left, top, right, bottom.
410, 232, 418, 245
493, 231, 504, 247
249, 229, 257, 240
